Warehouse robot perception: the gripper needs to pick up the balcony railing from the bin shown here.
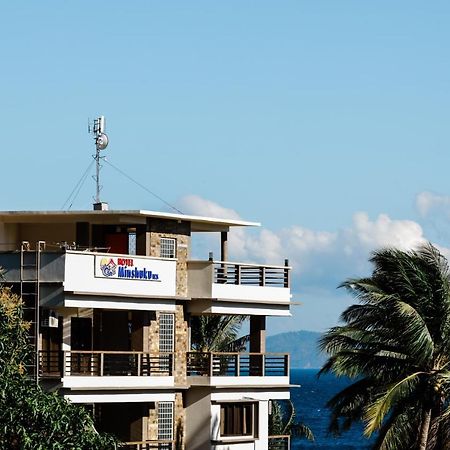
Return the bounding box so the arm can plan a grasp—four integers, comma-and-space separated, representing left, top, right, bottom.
122, 440, 174, 450
213, 261, 290, 287
39, 351, 173, 378
186, 352, 289, 377
268, 435, 290, 450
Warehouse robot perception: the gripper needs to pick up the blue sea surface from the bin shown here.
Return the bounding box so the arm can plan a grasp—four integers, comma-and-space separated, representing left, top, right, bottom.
290, 369, 373, 450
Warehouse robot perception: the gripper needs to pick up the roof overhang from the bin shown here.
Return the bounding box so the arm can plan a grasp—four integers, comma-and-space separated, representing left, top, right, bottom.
0, 209, 260, 232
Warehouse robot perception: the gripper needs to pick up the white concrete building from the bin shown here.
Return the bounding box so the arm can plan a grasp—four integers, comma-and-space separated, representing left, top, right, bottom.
0, 208, 292, 449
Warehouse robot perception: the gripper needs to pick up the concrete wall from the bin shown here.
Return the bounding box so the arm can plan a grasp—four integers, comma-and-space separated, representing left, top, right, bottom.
0, 223, 18, 250
185, 388, 212, 450
20, 223, 76, 246
147, 219, 191, 297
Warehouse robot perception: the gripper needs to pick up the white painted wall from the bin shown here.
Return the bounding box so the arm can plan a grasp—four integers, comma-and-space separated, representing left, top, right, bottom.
212, 284, 291, 304
210, 400, 270, 450
66, 391, 176, 403
188, 299, 291, 317
62, 376, 175, 389
64, 294, 177, 312
188, 376, 290, 388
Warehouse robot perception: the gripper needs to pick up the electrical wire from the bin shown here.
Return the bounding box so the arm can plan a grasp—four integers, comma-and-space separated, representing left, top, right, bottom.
103, 158, 183, 214
61, 159, 95, 210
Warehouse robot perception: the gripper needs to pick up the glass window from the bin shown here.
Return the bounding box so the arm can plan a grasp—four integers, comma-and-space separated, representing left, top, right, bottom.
159, 313, 175, 352
158, 401, 174, 440
220, 403, 258, 437
160, 238, 176, 259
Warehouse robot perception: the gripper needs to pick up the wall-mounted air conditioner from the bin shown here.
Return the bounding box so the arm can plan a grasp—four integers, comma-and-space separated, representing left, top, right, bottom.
41, 310, 58, 328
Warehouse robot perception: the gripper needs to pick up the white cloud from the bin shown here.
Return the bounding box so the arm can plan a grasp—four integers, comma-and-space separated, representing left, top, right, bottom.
416, 191, 450, 218
179, 194, 450, 330
179, 194, 429, 275
179, 194, 241, 220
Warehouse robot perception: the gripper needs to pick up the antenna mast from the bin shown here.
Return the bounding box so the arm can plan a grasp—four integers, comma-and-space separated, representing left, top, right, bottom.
88, 116, 109, 210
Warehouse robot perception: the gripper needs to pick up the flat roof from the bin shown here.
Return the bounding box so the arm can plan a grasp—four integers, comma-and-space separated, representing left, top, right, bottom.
0, 209, 260, 232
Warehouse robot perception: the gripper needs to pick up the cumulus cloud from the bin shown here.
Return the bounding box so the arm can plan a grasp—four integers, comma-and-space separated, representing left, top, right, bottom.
179, 194, 435, 282
416, 191, 450, 218
180, 194, 242, 221
179, 194, 449, 330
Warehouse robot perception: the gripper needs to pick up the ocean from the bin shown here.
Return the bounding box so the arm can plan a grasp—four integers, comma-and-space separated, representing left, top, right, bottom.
290, 369, 373, 449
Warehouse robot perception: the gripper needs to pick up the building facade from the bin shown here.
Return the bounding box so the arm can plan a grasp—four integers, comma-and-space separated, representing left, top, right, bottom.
0, 208, 292, 449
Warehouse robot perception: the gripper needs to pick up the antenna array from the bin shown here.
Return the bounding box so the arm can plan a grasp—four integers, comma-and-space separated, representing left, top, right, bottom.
88, 116, 109, 206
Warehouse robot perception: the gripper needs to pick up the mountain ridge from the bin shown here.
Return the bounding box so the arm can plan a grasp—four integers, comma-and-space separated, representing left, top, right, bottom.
266, 330, 326, 369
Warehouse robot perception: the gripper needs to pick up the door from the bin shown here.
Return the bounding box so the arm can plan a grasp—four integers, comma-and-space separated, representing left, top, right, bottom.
71, 317, 92, 374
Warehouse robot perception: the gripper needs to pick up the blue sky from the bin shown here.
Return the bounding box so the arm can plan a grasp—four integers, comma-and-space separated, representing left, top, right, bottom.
2, 1, 450, 333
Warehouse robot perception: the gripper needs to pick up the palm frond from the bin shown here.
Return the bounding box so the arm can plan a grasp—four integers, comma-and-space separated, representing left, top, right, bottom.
364, 374, 423, 438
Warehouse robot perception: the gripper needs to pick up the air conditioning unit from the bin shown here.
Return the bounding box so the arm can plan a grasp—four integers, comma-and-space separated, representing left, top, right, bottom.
41, 310, 59, 328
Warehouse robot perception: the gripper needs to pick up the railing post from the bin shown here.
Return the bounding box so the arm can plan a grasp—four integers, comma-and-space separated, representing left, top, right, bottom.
284, 259, 290, 288
100, 352, 104, 377
64, 351, 68, 377
235, 264, 241, 285
137, 353, 141, 376
260, 266, 265, 286
209, 353, 214, 376
236, 354, 240, 376
285, 354, 290, 377
262, 354, 265, 377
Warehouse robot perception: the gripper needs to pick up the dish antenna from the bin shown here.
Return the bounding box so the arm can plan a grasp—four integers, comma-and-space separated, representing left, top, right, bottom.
88, 116, 109, 208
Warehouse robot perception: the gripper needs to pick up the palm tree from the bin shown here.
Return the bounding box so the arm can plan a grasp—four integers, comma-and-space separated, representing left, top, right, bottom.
269, 399, 314, 442
319, 243, 450, 450
190, 315, 249, 352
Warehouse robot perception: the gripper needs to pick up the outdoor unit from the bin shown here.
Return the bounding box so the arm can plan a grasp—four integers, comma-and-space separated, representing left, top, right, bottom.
41, 310, 58, 328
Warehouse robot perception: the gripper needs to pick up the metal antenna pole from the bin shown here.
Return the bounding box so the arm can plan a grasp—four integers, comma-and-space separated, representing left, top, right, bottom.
95, 146, 101, 204
89, 116, 109, 208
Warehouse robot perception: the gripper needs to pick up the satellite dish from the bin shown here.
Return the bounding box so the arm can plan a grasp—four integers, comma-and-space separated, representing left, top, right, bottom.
96, 133, 109, 150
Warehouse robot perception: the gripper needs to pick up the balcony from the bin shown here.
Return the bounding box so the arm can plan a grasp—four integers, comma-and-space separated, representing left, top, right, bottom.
187, 352, 289, 387
122, 441, 174, 450
268, 435, 290, 450
187, 260, 291, 307
0, 249, 178, 308
40, 351, 174, 389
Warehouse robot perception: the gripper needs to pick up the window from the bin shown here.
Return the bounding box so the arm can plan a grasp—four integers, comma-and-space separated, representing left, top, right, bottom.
220, 403, 258, 437
159, 313, 174, 372
159, 313, 174, 352
158, 401, 174, 440
160, 238, 176, 259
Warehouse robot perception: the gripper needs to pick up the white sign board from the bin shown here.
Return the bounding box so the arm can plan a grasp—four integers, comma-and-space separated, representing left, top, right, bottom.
64, 252, 177, 298
95, 255, 162, 282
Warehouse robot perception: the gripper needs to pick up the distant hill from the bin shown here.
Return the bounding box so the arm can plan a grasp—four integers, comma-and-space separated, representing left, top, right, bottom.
266, 330, 326, 369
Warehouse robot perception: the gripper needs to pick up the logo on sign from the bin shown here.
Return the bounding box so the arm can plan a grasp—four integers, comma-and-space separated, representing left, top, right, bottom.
98, 257, 160, 281
100, 258, 117, 277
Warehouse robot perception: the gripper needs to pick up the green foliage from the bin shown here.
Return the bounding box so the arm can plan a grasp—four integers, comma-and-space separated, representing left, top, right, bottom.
320, 243, 450, 450
269, 399, 314, 441
190, 315, 249, 351
0, 287, 118, 449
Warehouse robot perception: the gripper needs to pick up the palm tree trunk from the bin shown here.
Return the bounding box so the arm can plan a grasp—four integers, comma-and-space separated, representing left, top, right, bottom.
418, 409, 432, 450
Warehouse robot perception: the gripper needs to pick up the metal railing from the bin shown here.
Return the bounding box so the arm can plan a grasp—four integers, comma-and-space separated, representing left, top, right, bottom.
186, 352, 289, 377
122, 440, 174, 450
39, 351, 174, 377
268, 435, 290, 450
213, 261, 290, 287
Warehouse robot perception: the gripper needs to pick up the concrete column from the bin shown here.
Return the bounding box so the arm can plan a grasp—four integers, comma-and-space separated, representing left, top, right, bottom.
136, 223, 151, 256
220, 231, 228, 261
249, 316, 266, 353
75, 222, 90, 248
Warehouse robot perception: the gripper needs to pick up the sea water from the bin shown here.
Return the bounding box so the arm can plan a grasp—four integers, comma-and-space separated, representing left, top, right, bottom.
290, 369, 373, 449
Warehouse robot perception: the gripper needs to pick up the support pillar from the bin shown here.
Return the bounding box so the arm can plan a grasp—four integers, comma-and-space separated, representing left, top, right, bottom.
220, 231, 228, 262
136, 222, 151, 256
249, 316, 266, 353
